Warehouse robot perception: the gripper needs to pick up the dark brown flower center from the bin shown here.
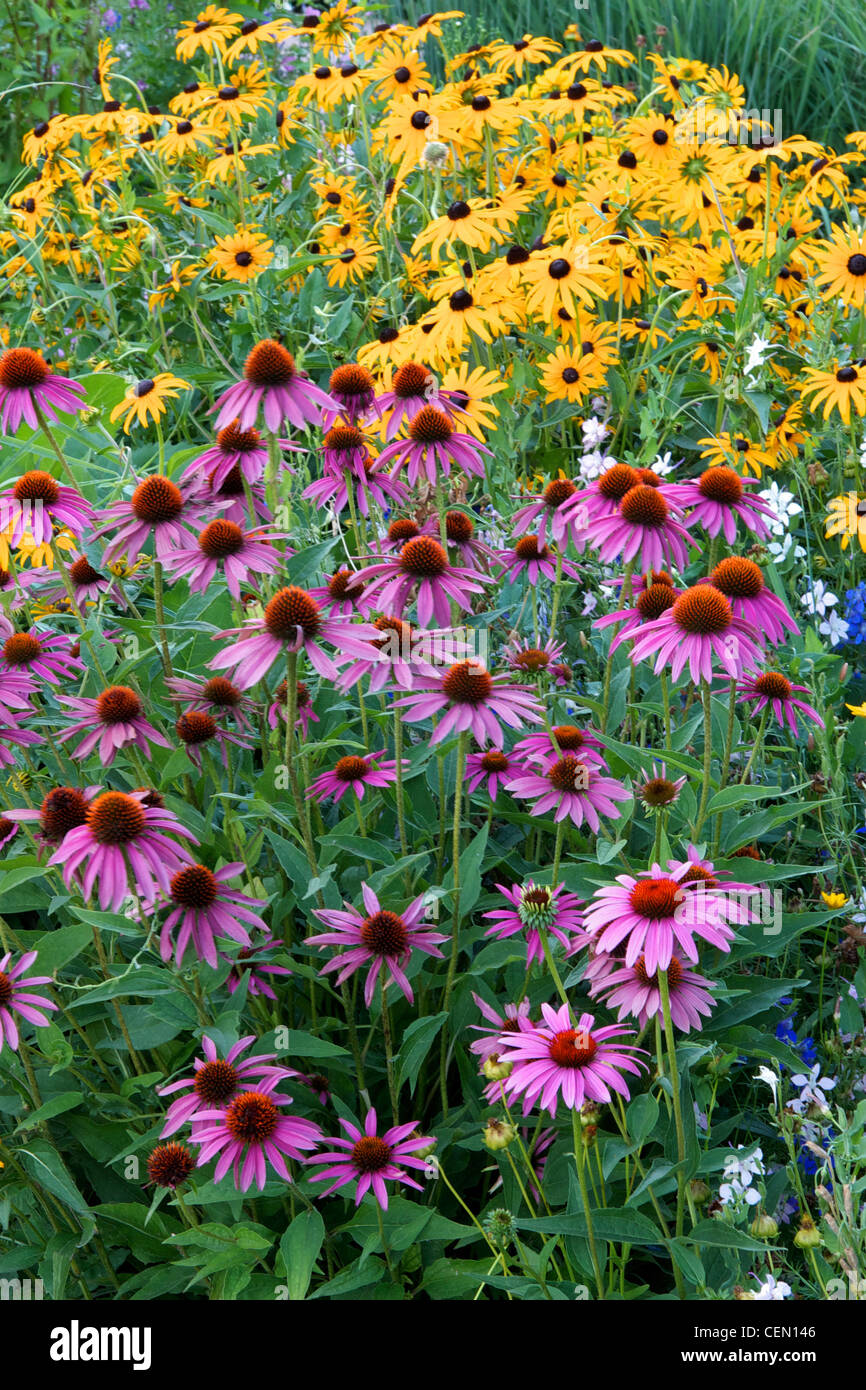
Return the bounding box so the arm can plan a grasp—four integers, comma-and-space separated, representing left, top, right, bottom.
334, 755, 369, 781
400, 536, 448, 577
481, 750, 509, 771
620, 484, 668, 526
13, 469, 60, 505
634, 954, 683, 987
132, 476, 183, 524
3, 633, 41, 665
87, 791, 146, 845
264, 586, 321, 639
171, 863, 219, 908
193, 1057, 239, 1103
710, 556, 763, 598
753, 671, 793, 700
441, 660, 494, 704
547, 755, 590, 792
672, 586, 733, 635
409, 405, 453, 444
846, 254, 866, 277
636, 583, 678, 619
0, 347, 51, 389
216, 420, 262, 452
698, 466, 743, 503
549, 1028, 597, 1067
70, 557, 102, 585
225, 1091, 279, 1143
40, 786, 89, 840
147, 1143, 194, 1188
387, 518, 420, 544
330, 363, 374, 398
629, 878, 682, 919
360, 910, 409, 956
202, 676, 242, 706
444, 510, 473, 542
176, 710, 217, 744
96, 685, 142, 723
543, 478, 576, 507
512, 648, 550, 671
514, 535, 551, 561
392, 362, 432, 399
199, 519, 245, 558
351, 1135, 392, 1172
598, 464, 639, 500
324, 424, 366, 454
641, 776, 679, 807
244, 339, 296, 387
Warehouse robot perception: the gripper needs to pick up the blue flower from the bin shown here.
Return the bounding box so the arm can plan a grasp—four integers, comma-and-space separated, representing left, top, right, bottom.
844, 582, 866, 646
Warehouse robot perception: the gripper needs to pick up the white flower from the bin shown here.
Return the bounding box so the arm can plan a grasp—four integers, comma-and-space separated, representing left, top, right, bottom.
767, 533, 806, 564
752, 1274, 791, 1301
581, 592, 598, 616
578, 449, 608, 482
650, 450, 674, 476
819, 611, 850, 647
754, 1066, 780, 1103
800, 579, 838, 618
759, 482, 802, 536
581, 417, 608, 449
743, 334, 773, 375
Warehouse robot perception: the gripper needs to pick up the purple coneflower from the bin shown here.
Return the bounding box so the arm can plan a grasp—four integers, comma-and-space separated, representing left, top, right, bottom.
302, 454, 410, 516
665, 466, 775, 542
324, 363, 379, 428
561, 462, 642, 533
375, 361, 459, 440
159, 1034, 296, 1137
222, 934, 293, 1000
308, 568, 373, 618
496, 535, 579, 585
701, 557, 798, 647
29, 555, 128, 612
484, 881, 585, 966
506, 756, 630, 829
192, 1073, 322, 1192
469, 994, 532, 1061
0, 950, 57, 1052
0, 470, 95, 544
175, 707, 253, 769
377, 404, 491, 488
0, 348, 86, 433
395, 659, 544, 748
636, 761, 687, 813
734, 670, 824, 736
465, 747, 526, 799
421, 510, 498, 571
96, 475, 208, 563
628, 585, 763, 684
503, 634, 567, 679
354, 536, 489, 627
57, 685, 171, 765
307, 882, 447, 1007
318, 423, 374, 480
0, 669, 36, 722
585, 484, 695, 571
267, 677, 318, 735
166, 675, 257, 731
182, 418, 300, 489
158, 862, 268, 967
336, 615, 468, 694
307, 749, 403, 804
582, 861, 739, 973
512, 477, 583, 548
591, 954, 718, 1032
0, 723, 43, 769
161, 519, 285, 600
593, 576, 679, 654
213, 338, 339, 432
49, 789, 198, 911
307, 1108, 434, 1210
497, 1002, 646, 1116
209, 585, 378, 687
0, 628, 84, 685
514, 722, 607, 766
4, 784, 95, 849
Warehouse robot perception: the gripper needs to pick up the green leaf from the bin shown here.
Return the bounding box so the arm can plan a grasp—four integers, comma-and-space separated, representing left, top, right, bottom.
626, 1093, 659, 1146
396, 1012, 448, 1096
278, 1209, 325, 1300
689, 1219, 778, 1251
281, 1029, 349, 1059
16, 1092, 81, 1132
19, 1140, 91, 1216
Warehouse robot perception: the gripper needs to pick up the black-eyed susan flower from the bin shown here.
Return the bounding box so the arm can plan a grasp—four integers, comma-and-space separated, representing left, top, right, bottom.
825, 493, 866, 552
325, 239, 379, 288
522, 239, 608, 321
814, 226, 866, 308
211, 228, 274, 283
800, 362, 866, 423
698, 433, 777, 479
175, 5, 242, 62
539, 342, 609, 402
368, 48, 431, 101
157, 117, 216, 161
109, 373, 190, 433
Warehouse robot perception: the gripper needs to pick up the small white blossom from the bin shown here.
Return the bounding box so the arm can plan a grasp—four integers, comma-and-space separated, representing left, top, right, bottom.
581, 417, 608, 449
759, 482, 802, 536
789, 1064, 837, 1114
800, 579, 838, 618
578, 449, 608, 482
754, 1066, 780, 1103
752, 1274, 791, 1301
819, 611, 850, 647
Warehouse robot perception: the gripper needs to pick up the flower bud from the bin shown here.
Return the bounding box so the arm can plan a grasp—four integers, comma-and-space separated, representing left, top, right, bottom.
750, 1212, 779, 1240
794, 1215, 822, 1249
482, 1055, 512, 1082
689, 1179, 711, 1205
483, 1119, 516, 1151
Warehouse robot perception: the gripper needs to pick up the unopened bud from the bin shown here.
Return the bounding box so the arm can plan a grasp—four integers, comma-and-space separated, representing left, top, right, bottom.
689, 1179, 711, 1205
483, 1119, 516, 1151
482, 1055, 512, 1082
794, 1215, 822, 1249
749, 1213, 779, 1240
